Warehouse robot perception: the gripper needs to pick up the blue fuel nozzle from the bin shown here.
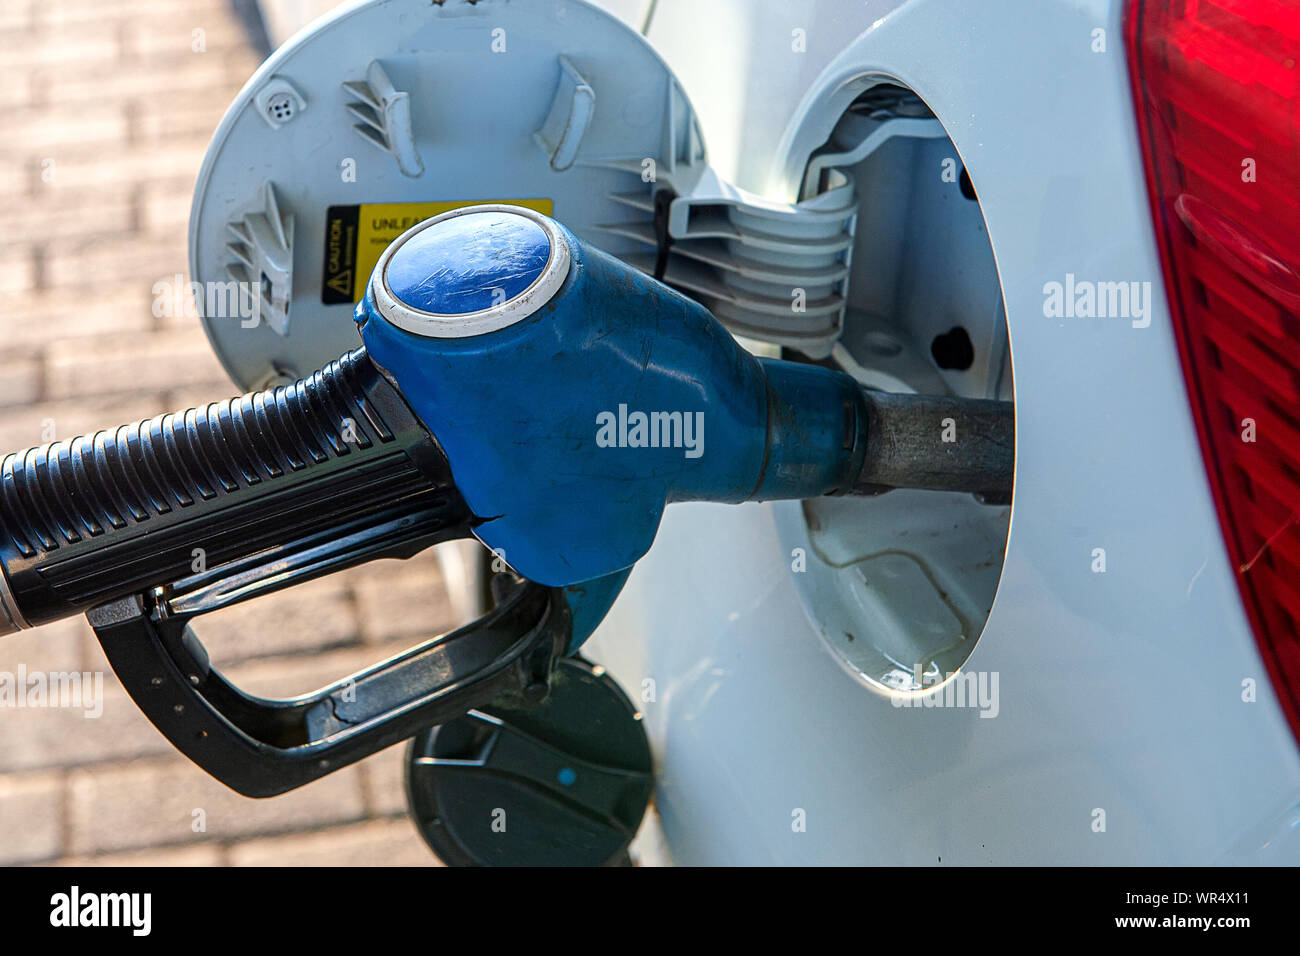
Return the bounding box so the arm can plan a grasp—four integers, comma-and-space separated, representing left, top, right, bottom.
356, 204, 870, 588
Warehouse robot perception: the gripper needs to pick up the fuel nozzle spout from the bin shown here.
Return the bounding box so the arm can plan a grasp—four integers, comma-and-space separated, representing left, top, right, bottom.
357, 204, 1013, 588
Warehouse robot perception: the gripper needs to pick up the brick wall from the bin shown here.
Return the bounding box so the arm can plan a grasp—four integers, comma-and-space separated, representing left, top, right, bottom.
0, 0, 445, 866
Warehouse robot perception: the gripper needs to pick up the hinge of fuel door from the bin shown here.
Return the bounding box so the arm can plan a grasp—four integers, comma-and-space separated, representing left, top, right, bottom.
586, 91, 946, 359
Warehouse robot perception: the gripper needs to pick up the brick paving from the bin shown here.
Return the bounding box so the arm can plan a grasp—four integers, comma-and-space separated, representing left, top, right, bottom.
0, 0, 449, 866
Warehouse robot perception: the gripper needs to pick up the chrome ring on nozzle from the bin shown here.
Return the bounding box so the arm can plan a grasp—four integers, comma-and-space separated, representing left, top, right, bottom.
0, 564, 30, 636
370, 204, 572, 340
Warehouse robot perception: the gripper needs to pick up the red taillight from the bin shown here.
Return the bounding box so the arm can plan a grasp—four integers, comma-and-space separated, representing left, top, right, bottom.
1126, 0, 1300, 742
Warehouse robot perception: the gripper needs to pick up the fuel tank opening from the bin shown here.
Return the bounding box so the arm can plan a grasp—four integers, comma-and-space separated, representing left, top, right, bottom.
778, 80, 1014, 696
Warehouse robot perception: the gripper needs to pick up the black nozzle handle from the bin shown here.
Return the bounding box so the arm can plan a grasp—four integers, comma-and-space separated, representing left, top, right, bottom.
0, 347, 465, 633
0, 346, 574, 798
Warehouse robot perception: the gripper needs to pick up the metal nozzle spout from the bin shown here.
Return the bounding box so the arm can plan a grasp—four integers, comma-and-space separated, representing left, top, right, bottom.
855, 390, 1015, 502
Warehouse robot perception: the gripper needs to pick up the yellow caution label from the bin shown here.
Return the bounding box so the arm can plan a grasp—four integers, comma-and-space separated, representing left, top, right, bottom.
321, 198, 554, 304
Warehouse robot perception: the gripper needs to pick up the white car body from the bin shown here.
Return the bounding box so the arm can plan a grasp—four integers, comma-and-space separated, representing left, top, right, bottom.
574, 0, 1300, 865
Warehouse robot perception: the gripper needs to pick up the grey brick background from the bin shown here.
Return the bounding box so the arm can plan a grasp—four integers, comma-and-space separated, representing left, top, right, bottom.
0, 0, 449, 866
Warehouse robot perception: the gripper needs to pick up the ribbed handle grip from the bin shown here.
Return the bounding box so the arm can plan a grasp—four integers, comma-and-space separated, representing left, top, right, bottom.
0, 348, 461, 630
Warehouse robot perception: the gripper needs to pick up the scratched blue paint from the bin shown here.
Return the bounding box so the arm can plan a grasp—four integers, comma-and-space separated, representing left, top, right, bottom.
385, 211, 550, 315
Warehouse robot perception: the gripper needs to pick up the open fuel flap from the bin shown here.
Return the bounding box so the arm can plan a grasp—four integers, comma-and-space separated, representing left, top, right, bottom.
189, 0, 860, 392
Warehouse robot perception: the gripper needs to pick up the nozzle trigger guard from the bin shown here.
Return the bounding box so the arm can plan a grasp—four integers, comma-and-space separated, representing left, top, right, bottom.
84, 503, 583, 798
